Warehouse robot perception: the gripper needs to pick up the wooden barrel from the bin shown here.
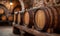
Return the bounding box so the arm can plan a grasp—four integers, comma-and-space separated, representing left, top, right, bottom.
13, 5, 22, 24
34, 8, 50, 31
17, 12, 21, 24
0, 8, 4, 14
23, 11, 30, 26
14, 12, 18, 24
19, 12, 24, 25
34, 6, 60, 32
1, 15, 7, 21
8, 15, 13, 22
14, 12, 22, 24
51, 6, 60, 33
23, 9, 36, 28
14, 13, 16, 22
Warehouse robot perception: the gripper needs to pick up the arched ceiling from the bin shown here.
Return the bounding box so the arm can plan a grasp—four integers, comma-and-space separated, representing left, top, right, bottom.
0, 0, 21, 12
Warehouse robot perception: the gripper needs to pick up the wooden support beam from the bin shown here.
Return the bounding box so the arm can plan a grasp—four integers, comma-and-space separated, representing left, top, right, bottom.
13, 24, 60, 36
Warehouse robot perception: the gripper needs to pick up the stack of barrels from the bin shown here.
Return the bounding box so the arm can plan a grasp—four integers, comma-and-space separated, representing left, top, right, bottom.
13, 5, 22, 34
0, 8, 14, 24
0, 8, 6, 21
0, 4, 14, 26
13, 5, 60, 34
0, 7, 8, 25
1, 14, 13, 22
0, 8, 8, 24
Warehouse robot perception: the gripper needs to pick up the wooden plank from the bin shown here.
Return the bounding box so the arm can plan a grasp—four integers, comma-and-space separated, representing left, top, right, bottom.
13, 24, 60, 36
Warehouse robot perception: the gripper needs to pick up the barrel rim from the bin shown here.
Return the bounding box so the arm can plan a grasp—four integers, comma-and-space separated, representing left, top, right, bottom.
34, 8, 49, 31
23, 11, 30, 26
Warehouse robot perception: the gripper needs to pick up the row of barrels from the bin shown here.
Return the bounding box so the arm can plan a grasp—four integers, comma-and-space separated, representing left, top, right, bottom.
0, 15, 13, 22
0, 4, 21, 22
14, 6, 60, 34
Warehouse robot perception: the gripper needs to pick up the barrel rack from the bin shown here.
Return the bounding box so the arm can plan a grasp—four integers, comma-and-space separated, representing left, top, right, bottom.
13, 24, 60, 36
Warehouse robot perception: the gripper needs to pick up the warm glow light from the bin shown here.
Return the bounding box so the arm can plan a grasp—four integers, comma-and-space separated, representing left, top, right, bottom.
10, 2, 13, 5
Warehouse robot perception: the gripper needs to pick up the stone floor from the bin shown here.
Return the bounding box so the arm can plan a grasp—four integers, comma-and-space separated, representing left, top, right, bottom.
0, 26, 60, 36
0, 26, 20, 36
